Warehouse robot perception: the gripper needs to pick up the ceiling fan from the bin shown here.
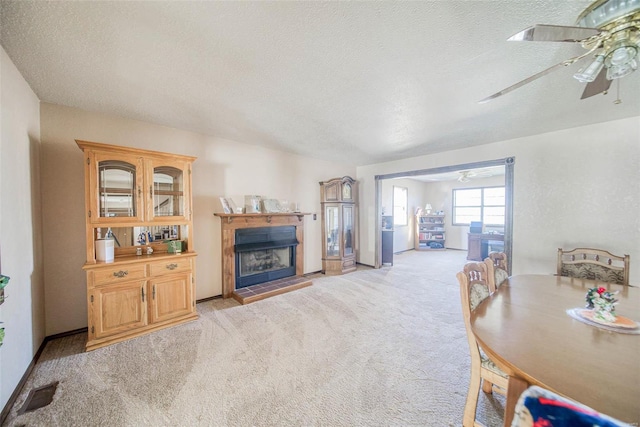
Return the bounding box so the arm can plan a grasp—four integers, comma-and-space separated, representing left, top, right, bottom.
458, 169, 493, 183
480, 0, 640, 103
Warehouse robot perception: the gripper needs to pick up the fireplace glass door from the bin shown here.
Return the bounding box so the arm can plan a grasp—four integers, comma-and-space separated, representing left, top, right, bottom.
234, 226, 298, 289
239, 247, 292, 278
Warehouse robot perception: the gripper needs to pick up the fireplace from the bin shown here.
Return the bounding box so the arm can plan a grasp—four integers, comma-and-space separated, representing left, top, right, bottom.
235, 226, 298, 289
214, 213, 309, 300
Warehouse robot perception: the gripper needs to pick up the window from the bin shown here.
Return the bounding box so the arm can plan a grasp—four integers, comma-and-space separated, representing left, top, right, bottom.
453, 187, 505, 226
393, 186, 408, 226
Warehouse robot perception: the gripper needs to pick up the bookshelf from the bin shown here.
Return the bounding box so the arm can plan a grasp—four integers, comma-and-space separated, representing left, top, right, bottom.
415, 214, 446, 251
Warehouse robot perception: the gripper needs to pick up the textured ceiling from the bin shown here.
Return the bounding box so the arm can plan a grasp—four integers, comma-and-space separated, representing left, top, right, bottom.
1, 1, 639, 166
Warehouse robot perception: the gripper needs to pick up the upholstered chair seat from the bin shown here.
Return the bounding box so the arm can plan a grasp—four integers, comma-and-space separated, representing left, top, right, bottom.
511, 385, 630, 427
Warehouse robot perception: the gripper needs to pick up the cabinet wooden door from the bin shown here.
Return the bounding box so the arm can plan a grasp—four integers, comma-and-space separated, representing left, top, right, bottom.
148, 272, 193, 324
87, 151, 145, 224
89, 281, 148, 340
145, 158, 191, 223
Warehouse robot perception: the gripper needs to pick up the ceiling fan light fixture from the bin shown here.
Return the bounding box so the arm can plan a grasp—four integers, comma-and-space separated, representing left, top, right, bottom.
574, 55, 606, 82
606, 45, 638, 66
606, 57, 638, 78
604, 44, 638, 78
576, 0, 640, 28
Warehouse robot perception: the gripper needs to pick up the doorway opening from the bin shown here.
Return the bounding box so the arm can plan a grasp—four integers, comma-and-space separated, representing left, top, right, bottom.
374, 158, 514, 271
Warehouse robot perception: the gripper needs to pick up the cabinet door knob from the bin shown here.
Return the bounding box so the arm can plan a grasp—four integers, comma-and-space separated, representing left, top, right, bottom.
166, 263, 178, 270
113, 270, 128, 278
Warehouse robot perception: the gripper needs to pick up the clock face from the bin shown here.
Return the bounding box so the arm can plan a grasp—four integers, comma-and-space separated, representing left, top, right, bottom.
342, 183, 352, 200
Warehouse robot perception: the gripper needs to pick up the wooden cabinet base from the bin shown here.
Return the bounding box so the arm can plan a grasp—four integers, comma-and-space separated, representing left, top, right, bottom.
84, 253, 197, 352
322, 257, 356, 275
86, 312, 198, 351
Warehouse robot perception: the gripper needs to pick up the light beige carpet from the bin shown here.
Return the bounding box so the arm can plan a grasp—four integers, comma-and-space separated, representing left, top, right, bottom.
4, 250, 504, 426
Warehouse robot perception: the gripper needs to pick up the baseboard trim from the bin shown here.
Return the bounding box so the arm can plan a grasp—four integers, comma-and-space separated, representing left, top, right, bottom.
196, 295, 222, 304
356, 262, 375, 268
46, 327, 88, 340
303, 270, 323, 276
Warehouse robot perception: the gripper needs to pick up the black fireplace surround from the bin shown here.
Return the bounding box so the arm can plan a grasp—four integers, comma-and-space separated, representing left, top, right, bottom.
234, 226, 298, 289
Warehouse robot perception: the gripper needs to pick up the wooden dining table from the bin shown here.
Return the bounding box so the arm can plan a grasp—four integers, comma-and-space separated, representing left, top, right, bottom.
471, 274, 640, 426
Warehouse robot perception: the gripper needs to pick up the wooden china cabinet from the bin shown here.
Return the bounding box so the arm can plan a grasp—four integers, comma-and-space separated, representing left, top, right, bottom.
77, 140, 198, 351
319, 176, 357, 275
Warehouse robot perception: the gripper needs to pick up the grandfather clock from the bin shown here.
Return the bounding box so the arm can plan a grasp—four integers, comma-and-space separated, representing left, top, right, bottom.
319, 176, 357, 275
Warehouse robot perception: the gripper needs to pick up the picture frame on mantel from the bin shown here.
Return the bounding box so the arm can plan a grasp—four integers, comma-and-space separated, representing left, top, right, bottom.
262, 199, 282, 213
245, 195, 262, 213
227, 198, 240, 214
220, 197, 232, 214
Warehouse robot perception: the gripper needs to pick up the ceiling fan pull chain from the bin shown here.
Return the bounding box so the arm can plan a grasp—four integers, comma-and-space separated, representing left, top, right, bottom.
614, 79, 622, 104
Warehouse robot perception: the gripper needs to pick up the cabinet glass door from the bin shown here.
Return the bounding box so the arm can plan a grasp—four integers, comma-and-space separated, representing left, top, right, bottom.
147, 158, 190, 222
99, 161, 137, 218
94, 155, 143, 223
343, 205, 354, 256
153, 166, 184, 218
325, 206, 340, 257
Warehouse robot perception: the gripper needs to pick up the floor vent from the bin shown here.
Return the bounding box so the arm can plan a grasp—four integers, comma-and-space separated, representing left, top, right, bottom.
17, 381, 58, 415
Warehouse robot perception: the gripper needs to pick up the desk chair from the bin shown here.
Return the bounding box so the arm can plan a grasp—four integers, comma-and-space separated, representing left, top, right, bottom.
485, 251, 509, 293
457, 262, 508, 427
511, 385, 630, 427
557, 248, 630, 286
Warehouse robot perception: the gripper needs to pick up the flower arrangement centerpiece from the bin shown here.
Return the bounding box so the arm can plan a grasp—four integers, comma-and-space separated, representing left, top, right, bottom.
585, 286, 619, 323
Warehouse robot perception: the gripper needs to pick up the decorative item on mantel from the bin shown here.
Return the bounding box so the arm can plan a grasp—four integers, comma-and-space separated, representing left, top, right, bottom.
245, 195, 262, 213
217, 196, 299, 214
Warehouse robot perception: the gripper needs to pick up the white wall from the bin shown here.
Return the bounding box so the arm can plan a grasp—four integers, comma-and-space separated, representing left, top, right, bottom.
357, 117, 640, 284
40, 104, 355, 335
0, 47, 45, 411
380, 178, 427, 253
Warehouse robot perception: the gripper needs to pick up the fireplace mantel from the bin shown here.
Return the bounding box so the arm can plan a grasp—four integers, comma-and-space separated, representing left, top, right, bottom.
214, 213, 310, 299
215, 212, 308, 225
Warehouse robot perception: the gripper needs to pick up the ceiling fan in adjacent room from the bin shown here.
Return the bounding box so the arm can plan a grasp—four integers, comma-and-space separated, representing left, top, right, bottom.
458, 169, 493, 183
480, 0, 640, 103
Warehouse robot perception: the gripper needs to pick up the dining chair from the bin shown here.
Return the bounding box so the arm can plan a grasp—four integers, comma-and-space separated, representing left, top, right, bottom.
511, 385, 630, 427
557, 248, 630, 286
457, 261, 509, 427
484, 251, 509, 293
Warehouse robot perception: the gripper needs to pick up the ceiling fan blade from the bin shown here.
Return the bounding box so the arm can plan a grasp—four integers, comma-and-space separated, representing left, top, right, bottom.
580, 68, 612, 99
508, 24, 601, 42
479, 62, 570, 104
